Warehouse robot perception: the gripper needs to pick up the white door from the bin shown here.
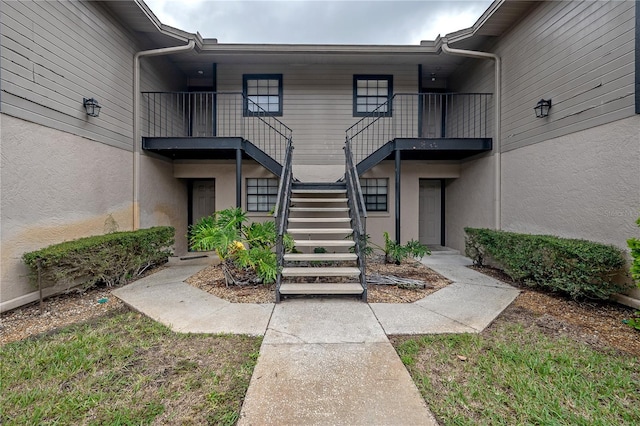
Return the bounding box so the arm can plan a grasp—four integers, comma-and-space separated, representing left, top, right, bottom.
419, 180, 441, 245
192, 180, 216, 224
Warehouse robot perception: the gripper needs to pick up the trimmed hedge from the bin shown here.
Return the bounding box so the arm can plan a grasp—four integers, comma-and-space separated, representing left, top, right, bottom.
628, 217, 640, 285
465, 228, 627, 299
23, 226, 174, 290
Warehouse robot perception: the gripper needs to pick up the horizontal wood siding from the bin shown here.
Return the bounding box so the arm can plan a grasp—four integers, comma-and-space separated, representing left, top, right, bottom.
453, 0, 636, 153
0, 0, 177, 151
217, 64, 418, 165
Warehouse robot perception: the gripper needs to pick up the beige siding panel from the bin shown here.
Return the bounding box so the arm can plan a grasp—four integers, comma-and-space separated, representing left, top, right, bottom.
0, 0, 148, 150
501, 0, 634, 151
450, 0, 635, 152
1, 92, 132, 150
217, 64, 418, 165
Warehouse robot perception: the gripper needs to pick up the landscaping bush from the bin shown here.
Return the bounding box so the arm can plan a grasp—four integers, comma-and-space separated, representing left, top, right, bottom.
188, 208, 292, 284
627, 216, 640, 285
356, 232, 430, 264
381, 231, 430, 264
23, 226, 174, 290
465, 227, 627, 299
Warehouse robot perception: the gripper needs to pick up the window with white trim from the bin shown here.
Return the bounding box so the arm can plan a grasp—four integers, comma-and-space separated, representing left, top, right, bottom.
353, 75, 393, 116
243, 74, 283, 116
360, 178, 388, 212
246, 178, 278, 212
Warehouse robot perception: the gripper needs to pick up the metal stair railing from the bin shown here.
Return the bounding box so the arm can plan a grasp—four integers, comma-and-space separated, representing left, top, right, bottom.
141, 91, 292, 164
274, 139, 294, 302
345, 92, 493, 165
344, 138, 368, 301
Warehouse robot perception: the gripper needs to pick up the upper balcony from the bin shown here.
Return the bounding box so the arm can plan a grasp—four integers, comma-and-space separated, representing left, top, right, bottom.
141, 91, 493, 176
346, 92, 493, 174
141, 91, 292, 175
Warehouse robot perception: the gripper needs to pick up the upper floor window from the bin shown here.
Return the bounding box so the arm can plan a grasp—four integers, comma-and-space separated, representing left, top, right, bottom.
353, 75, 393, 117
243, 74, 283, 116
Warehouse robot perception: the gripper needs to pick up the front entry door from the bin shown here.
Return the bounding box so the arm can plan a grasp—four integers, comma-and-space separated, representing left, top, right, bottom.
419, 180, 442, 245
192, 180, 216, 224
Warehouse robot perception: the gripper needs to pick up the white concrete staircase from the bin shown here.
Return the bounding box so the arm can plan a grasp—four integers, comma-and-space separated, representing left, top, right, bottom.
278, 182, 365, 298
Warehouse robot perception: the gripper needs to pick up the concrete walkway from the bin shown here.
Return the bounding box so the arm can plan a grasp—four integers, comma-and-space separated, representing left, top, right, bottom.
113, 252, 520, 425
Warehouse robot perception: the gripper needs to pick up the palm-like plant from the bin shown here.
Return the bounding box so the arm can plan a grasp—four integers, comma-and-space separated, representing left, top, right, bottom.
188, 208, 290, 284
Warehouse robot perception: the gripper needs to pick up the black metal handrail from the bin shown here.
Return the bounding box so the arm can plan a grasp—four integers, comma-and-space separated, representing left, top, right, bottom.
141, 91, 292, 164
344, 138, 368, 301
345, 92, 493, 164
274, 139, 294, 302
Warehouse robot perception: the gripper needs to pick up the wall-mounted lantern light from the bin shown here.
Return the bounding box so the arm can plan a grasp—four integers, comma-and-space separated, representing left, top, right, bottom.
534, 98, 552, 118
83, 97, 101, 117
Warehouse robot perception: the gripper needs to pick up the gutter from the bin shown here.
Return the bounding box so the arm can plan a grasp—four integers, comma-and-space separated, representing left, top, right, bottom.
441, 40, 502, 230
132, 39, 196, 229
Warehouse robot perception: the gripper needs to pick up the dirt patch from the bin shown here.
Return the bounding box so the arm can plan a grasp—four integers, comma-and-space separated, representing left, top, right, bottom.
185, 257, 452, 303
1, 286, 126, 345
471, 265, 640, 356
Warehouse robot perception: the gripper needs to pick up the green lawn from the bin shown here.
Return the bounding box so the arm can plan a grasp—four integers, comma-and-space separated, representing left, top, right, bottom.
393, 322, 639, 425
0, 310, 261, 425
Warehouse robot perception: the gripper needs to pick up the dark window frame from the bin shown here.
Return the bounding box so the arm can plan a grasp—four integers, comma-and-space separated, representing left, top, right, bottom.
360, 178, 388, 212
353, 75, 393, 117
243, 74, 283, 117
246, 177, 279, 212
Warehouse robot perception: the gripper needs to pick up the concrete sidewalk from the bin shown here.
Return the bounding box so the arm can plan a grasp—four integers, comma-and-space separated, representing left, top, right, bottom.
113, 252, 520, 425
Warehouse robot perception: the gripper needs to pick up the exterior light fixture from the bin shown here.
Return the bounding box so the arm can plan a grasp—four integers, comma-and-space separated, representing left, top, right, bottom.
83, 97, 101, 117
534, 98, 552, 118
431, 73, 436, 82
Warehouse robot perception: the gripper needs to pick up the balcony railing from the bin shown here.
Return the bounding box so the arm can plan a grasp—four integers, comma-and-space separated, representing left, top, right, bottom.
345, 92, 493, 164
141, 91, 292, 164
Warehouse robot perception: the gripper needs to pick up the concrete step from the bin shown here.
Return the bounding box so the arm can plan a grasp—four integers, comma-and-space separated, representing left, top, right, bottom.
279, 283, 364, 295
294, 240, 355, 247
291, 189, 346, 194
281, 267, 361, 277
284, 253, 358, 262
290, 207, 350, 212
287, 228, 352, 234
288, 217, 351, 223
290, 198, 348, 203
427, 246, 461, 255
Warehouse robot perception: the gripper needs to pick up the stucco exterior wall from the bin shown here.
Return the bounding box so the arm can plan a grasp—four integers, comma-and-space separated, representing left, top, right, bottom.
444, 154, 496, 253
0, 114, 134, 311
501, 115, 640, 250
361, 161, 461, 248
139, 154, 189, 255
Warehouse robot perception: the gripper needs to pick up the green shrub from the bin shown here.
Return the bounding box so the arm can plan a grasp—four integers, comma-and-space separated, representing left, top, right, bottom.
465, 228, 627, 299
188, 208, 290, 284
627, 217, 640, 285
622, 311, 640, 331
22, 227, 174, 290
375, 232, 430, 264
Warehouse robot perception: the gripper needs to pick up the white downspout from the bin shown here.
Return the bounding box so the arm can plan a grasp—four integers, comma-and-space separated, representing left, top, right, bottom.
132, 39, 196, 229
441, 39, 502, 230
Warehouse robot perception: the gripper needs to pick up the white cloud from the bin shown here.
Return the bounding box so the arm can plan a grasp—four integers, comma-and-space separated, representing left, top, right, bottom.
144, 0, 493, 44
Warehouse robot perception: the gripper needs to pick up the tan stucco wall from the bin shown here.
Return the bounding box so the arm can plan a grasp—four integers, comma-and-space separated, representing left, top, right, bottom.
139, 154, 189, 254
501, 116, 640, 303
501, 116, 640, 250
1, 114, 134, 311
445, 154, 496, 253
362, 161, 461, 248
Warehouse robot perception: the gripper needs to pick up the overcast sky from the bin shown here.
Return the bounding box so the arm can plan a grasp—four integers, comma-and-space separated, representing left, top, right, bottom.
144, 0, 494, 45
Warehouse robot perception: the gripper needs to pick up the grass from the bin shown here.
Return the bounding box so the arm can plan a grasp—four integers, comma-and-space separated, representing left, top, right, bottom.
0, 309, 262, 425
393, 322, 640, 425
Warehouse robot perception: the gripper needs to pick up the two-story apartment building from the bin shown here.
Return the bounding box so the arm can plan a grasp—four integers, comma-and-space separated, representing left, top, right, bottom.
1, 0, 638, 310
